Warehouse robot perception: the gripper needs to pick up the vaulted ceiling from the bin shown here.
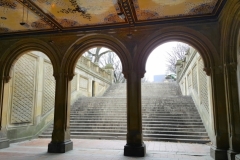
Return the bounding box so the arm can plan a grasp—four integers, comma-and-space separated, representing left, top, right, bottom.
0, 0, 224, 36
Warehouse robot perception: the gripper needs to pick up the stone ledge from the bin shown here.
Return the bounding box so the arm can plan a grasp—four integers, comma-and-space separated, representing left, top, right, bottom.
48, 140, 73, 153
124, 143, 146, 157
0, 138, 9, 149
236, 154, 240, 160
228, 150, 239, 160
210, 146, 227, 160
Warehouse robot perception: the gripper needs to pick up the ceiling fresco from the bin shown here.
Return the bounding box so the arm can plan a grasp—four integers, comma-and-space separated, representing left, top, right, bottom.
133, 0, 219, 21
0, 0, 224, 35
32, 0, 125, 28
0, 0, 51, 33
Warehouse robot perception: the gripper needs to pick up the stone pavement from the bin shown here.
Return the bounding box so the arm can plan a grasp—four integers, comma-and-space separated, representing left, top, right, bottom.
0, 139, 213, 160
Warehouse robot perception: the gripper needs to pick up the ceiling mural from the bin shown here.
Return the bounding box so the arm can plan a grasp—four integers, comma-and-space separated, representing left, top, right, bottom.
32, 0, 125, 28
133, 0, 218, 21
0, 0, 224, 35
0, 0, 51, 33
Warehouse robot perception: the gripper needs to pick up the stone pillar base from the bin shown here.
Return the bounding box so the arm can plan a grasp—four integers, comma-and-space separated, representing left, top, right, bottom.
124, 143, 146, 157
236, 154, 240, 160
0, 138, 9, 149
228, 150, 239, 160
210, 146, 227, 160
48, 140, 73, 153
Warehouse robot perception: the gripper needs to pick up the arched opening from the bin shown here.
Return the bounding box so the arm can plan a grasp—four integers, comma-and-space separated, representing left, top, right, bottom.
141, 41, 214, 152
40, 46, 127, 141
1, 50, 55, 143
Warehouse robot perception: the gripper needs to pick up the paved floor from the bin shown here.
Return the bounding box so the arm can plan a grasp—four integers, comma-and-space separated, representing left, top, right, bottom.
0, 139, 213, 160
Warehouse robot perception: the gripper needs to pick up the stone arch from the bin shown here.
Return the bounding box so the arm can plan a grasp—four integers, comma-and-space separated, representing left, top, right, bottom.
221, 0, 240, 65
134, 26, 219, 76
62, 33, 131, 79
0, 38, 60, 81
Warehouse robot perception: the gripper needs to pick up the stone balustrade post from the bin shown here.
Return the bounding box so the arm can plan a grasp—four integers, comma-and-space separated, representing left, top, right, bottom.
123, 70, 146, 157
104, 64, 114, 83
48, 72, 73, 153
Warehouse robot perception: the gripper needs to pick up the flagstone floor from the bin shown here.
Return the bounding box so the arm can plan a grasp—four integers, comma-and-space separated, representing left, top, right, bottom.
0, 139, 213, 160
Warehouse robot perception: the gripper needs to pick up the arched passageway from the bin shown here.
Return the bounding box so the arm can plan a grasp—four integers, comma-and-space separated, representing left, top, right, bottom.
1, 50, 56, 145
141, 41, 214, 145
0, 15, 239, 159
131, 27, 229, 159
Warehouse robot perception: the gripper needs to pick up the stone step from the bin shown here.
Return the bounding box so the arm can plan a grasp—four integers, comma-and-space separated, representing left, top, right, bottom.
69, 115, 201, 118
41, 131, 208, 140
45, 126, 207, 132
70, 113, 200, 116
68, 118, 202, 122
41, 128, 208, 136
69, 120, 204, 125
71, 107, 197, 110
39, 82, 210, 144
69, 123, 205, 128
39, 134, 209, 144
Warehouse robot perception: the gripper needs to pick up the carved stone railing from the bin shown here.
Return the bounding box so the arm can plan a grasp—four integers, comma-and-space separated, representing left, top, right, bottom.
77, 56, 113, 83
175, 47, 214, 142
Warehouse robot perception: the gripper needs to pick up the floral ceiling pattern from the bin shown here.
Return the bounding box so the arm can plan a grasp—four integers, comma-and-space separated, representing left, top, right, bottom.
0, 0, 51, 33
133, 0, 218, 21
0, 0, 223, 34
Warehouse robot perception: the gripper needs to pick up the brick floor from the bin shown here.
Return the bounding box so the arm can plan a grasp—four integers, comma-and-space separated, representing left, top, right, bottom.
0, 139, 213, 160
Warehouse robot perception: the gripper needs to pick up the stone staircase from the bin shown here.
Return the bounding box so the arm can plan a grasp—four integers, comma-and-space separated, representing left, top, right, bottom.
39, 82, 210, 143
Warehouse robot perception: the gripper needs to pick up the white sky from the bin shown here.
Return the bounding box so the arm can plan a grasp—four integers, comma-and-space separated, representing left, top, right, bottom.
145, 41, 180, 82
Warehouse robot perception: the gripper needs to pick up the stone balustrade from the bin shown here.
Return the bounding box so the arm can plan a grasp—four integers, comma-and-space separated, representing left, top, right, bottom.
77, 56, 113, 82
175, 47, 215, 143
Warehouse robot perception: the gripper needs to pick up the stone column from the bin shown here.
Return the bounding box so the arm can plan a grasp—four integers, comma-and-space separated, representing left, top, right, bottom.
0, 72, 10, 149
209, 67, 229, 160
124, 70, 146, 157
48, 72, 73, 153
224, 63, 240, 160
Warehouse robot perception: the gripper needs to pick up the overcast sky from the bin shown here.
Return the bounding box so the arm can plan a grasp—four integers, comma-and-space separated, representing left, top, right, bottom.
145, 41, 181, 82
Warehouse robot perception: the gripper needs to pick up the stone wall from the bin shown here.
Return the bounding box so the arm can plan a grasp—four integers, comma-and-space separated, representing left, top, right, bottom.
176, 47, 215, 141
2, 51, 113, 142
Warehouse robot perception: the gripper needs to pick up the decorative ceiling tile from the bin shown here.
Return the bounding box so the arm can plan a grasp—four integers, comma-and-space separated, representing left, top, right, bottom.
31, 0, 125, 28
0, 0, 52, 33
133, 0, 219, 21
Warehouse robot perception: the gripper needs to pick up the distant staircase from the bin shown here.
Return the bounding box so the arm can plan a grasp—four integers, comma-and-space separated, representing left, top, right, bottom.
39, 82, 210, 143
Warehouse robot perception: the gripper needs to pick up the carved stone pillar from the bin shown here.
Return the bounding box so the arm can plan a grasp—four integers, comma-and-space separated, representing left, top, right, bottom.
224, 63, 240, 160
124, 70, 146, 157
0, 72, 10, 149
48, 73, 73, 153
209, 67, 229, 160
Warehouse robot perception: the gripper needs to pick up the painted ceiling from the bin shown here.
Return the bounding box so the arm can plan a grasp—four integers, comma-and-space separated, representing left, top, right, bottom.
0, 0, 223, 35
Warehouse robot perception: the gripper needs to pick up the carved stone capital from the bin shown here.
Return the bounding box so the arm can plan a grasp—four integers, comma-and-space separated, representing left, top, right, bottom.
210, 65, 224, 75
123, 70, 146, 79
203, 67, 211, 76
53, 72, 75, 81
2, 76, 11, 83
1, 76, 11, 83
224, 62, 237, 72
203, 65, 225, 76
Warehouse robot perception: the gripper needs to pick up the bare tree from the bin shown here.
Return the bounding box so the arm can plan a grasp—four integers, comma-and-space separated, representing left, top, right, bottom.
84, 47, 112, 63
99, 52, 125, 83
84, 47, 125, 83
166, 43, 189, 73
